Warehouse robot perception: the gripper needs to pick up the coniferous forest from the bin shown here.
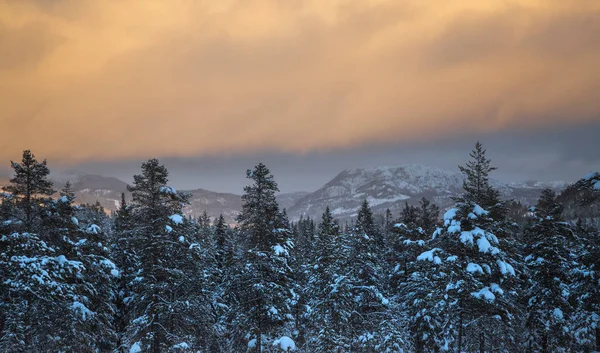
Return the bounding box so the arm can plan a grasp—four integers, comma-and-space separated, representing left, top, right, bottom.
1, 143, 599, 353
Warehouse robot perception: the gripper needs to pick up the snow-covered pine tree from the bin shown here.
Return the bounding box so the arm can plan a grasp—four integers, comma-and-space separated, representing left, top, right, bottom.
523, 189, 577, 352
410, 143, 519, 352
305, 206, 354, 352
112, 192, 138, 352
124, 159, 208, 352
571, 218, 600, 351
390, 199, 440, 352
43, 183, 119, 351
0, 151, 85, 352
348, 200, 403, 352
570, 172, 600, 351
1, 150, 54, 233
233, 163, 295, 352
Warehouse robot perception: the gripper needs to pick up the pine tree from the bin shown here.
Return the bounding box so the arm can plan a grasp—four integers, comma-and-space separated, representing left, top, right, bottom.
457, 142, 501, 210
0, 151, 85, 352
2, 150, 54, 233
523, 189, 576, 352
306, 206, 354, 352
233, 163, 295, 352
407, 143, 519, 352
349, 200, 402, 352
124, 159, 207, 352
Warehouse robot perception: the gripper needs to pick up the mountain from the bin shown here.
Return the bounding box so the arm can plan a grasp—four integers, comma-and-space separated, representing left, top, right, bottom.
2, 166, 569, 223
276, 192, 311, 211
182, 189, 242, 223
52, 171, 130, 211
286, 165, 568, 220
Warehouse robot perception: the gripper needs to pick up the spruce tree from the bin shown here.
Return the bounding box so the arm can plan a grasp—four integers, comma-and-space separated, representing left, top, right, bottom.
408, 143, 519, 352
124, 159, 207, 352
523, 189, 576, 352
2, 150, 54, 233
234, 163, 295, 352
306, 206, 354, 352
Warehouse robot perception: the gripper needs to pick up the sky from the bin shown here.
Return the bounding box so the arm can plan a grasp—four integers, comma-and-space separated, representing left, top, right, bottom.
1, 0, 599, 193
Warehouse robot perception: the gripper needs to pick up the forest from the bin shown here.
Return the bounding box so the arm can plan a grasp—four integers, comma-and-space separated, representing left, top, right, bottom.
0, 143, 599, 353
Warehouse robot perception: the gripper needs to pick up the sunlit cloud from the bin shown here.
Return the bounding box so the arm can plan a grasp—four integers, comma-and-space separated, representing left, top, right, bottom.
1, 0, 599, 163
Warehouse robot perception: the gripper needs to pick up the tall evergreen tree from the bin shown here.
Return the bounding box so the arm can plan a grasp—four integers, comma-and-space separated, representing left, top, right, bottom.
233, 163, 295, 352
124, 159, 207, 352
523, 189, 577, 352
306, 206, 354, 352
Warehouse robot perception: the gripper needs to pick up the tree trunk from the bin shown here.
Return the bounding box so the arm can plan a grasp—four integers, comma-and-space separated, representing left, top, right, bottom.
256, 315, 262, 353
479, 332, 485, 353
595, 325, 600, 352
457, 311, 463, 353
541, 332, 548, 353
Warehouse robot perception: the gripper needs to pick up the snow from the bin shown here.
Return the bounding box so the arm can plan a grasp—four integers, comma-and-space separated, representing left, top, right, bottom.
460, 231, 474, 245
111, 269, 120, 277
446, 255, 458, 262
472, 204, 489, 216
497, 260, 515, 276
273, 336, 296, 351
553, 308, 564, 320
269, 306, 279, 315
71, 217, 79, 225
130, 342, 142, 353
87, 224, 101, 234
160, 186, 177, 194
490, 283, 504, 295
273, 244, 288, 256
165, 225, 173, 233
169, 214, 184, 224
178, 236, 185, 243
72, 301, 94, 320
447, 220, 461, 234
467, 263, 484, 274
471, 287, 496, 302
594, 180, 600, 190
477, 236, 492, 253
248, 339, 257, 349
172, 342, 190, 350
584, 172, 599, 180
444, 208, 458, 225
417, 248, 441, 264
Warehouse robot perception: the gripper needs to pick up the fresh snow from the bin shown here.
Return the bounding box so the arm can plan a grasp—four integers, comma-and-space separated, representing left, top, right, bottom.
160, 186, 177, 194
273, 244, 288, 256
472, 204, 489, 216
129, 342, 142, 353
497, 260, 515, 276
467, 263, 484, 274
171, 342, 190, 350
169, 214, 184, 224
87, 224, 101, 234
72, 301, 94, 320
553, 308, 564, 320
444, 208, 458, 225
248, 339, 257, 349
417, 249, 441, 264
472, 287, 496, 302
273, 336, 296, 351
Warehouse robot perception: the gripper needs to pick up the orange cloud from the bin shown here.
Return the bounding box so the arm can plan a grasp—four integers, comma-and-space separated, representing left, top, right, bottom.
1, 0, 599, 163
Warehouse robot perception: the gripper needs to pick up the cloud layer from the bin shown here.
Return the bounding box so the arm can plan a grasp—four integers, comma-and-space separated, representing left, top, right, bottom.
1, 0, 599, 163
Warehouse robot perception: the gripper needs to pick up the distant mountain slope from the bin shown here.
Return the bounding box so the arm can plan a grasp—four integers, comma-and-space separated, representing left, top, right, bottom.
2, 166, 569, 223
286, 165, 568, 220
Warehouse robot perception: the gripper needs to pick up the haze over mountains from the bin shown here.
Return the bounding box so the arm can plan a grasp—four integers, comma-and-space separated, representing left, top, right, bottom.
2, 164, 567, 223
